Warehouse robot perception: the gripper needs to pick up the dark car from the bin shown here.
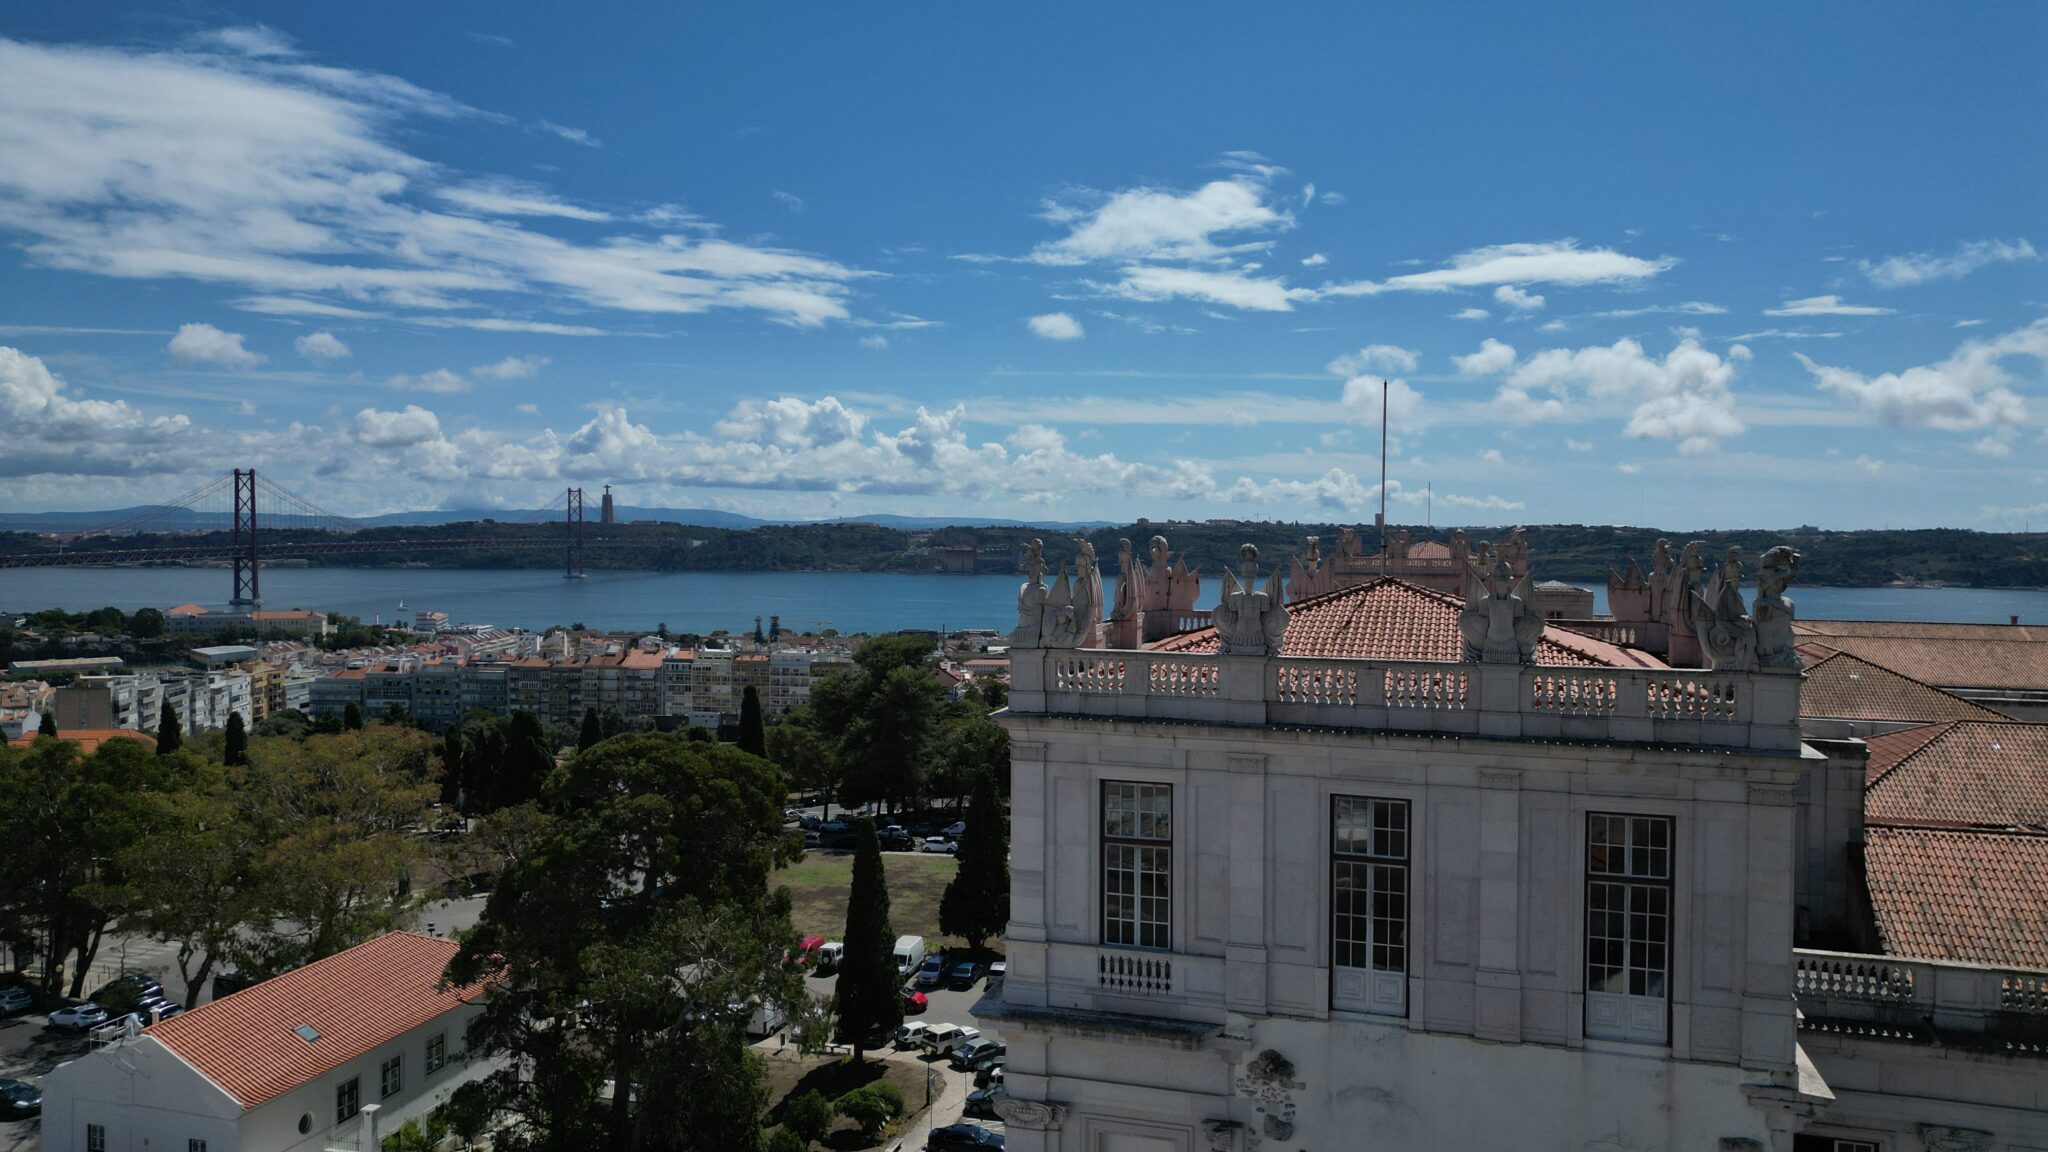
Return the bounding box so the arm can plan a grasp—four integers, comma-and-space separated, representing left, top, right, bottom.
89, 974, 163, 1009
831, 1018, 892, 1049
900, 987, 928, 1015
949, 960, 983, 989
878, 831, 915, 852
973, 1059, 1005, 1088
914, 954, 948, 989
963, 1086, 1002, 1119
908, 822, 935, 837
951, 1038, 1006, 1071
212, 971, 259, 1000
927, 1123, 1004, 1151
0, 1079, 40, 1120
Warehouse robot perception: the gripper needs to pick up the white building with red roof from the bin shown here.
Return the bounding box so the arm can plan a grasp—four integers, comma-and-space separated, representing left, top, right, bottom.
41, 932, 494, 1152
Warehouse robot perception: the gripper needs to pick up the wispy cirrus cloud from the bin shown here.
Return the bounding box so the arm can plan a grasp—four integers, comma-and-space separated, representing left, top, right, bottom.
1765, 295, 1894, 317
1859, 238, 2037, 288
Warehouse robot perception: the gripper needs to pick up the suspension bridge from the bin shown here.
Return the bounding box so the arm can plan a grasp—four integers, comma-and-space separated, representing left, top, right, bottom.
0, 470, 621, 606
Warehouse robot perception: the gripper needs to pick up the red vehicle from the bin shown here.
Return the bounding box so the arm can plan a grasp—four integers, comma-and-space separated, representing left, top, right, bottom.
900, 988, 928, 1014
796, 935, 826, 966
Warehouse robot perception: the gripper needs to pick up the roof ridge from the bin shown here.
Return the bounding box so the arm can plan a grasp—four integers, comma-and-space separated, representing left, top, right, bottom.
1863, 721, 1958, 791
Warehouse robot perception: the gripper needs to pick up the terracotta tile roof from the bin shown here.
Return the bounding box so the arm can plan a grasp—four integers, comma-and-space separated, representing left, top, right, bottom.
1862, 826, 2048, 969
1800, 651, 2010, 724
1152, 577, 1665, 668
1791, 621, 2048, 691
147, 932, 484, 1109
40, 728, 152, 754
1861, 723, 1955, 788
1864, 720, 2048, 828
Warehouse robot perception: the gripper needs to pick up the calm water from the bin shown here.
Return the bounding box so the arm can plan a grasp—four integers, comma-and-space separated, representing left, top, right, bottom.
4, 567, 2047, 634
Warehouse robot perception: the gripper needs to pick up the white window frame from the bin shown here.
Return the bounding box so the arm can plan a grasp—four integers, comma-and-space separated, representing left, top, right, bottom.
425, 1031, 446, 1073
1330, 795, 1409, 1017
1584, 812, 1673, 1045
336, 1075, 361, 1124
1101, 780, 1172, 950
380, 1054, 402, 1098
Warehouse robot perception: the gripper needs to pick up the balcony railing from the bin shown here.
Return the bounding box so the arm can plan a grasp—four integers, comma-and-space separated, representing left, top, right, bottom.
1012, 648, 1802, 753
1097, 949, 1175, 996
1794, 949, 2048, 1040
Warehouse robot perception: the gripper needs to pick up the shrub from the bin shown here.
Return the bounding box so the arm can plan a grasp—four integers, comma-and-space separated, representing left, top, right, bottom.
835, 1083, 906, 1139
784, 1088, 833, 1146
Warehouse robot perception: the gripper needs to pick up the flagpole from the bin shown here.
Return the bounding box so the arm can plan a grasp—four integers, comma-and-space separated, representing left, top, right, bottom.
1378, 378, 1389, 567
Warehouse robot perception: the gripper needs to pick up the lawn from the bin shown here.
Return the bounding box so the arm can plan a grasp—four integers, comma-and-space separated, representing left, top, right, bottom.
775, 851, 969, 950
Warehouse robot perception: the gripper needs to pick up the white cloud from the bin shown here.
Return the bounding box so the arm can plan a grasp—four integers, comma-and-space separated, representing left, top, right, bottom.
1318, 191, 1346, 205
1590, 301, 1727, 318
1321, 239, 1675, 297
1501, 336, 1746, 452
858, 334, 889, 350
293, 330, 350, 359
1765, 295, 1894, 317
1955, 319, 1986, 328
1797, 319, 2044, 431
771, 191, 804, 213
1495, 284, 1545, 312
1436, 492, 1524, 511
1027, 312, 1085, 341
515, 402, 540, 415
1093, 264, 1303, 312
386, 368, 470, 394
473, 355, 548, 381
0, 345, 194, 476
538, 120, 601, 148
437, 180, 612, 222
197, 26, 300, 58
168, 322, 264, 369
1538, 320, 1568, 332
1327, 345, 1418, 376
1859, 239, 2037, 288
0, 37, 865, 329
1300, 253, 1328, 267
1566, 439, 1593, 452
1616, 463, 1640, 475
1454, 308, 1490, 320
1481, 448, 1506, 464
353, 405, 442, 448
1031, 176, 1293, 266
1454, 338, 1517, 376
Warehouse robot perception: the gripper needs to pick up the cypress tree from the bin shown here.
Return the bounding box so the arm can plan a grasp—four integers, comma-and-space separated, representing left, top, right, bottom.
939, 772, 1011, 950
156, 701, 183, 755
499, 711, 552, 808
223, 712, 248, 766
837, 817, 901, 1061
38, 711, 57, 738
578, 707, 603, 753
342, 702, 364, 731
737, 685, 765, 758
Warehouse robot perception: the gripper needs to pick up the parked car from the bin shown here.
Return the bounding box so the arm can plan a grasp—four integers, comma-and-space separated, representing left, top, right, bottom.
881, 824, 907, 838
878, 831, 916, 852
894, 1020, 932, 1049
818, 820, 849, 834
784, 807, 804, 823
927, 1123, 1004, 1150
802, 830, 821, 847
914, 954, 948, 989
949, 960, 983, 990
0, 1079, 40, 1120
799, 815, 823, 831
0, 987, 32, 1015
973, 1061, 1005, 1088
831, 1018, 892, 1049
908, 821, 935, 837
47, 1002, 109, 1032
942, 820, 968, 838
963, 1085, 1003, 1119
892, 935, 927, 980
919, 836, 957, 854
211, 971, 259, 1000
813, 941, 844, 975
900, 987, 928, 1015
919, 1022, 978, 1056
88, 974, 163, 1009
951, 1037, 1006, 1071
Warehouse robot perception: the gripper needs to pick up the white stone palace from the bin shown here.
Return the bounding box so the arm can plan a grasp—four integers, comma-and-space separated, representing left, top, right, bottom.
986, 533, 2048, 1152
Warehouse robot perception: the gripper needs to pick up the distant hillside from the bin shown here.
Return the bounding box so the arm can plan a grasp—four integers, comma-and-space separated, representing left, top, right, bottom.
0, 505, 1108, 533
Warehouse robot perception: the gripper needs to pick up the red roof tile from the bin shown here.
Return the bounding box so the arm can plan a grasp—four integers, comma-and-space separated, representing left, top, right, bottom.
1861, 723, 1955, 788
1791, 620, 2048, 692
1862, 826, 2048, 969
1864, 720, 2048, 829
1153, 577, 1665, 668
1800, 651, 2010, 724
42, 728, 152, 754
147, 932, 484, 1109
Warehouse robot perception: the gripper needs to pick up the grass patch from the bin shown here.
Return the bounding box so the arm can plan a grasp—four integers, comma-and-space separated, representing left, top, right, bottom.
775, 851, 968, 950
761, 1051, 932, 1150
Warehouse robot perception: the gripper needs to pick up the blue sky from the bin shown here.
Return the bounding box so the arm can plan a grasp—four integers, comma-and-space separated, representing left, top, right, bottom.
1, 4, 2044, 528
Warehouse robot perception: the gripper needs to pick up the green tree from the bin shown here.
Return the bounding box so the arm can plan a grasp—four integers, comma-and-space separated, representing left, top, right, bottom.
765, 1129, 806, 1152
578, 707, 603, 753
836, 818, 901, 1061
155, 702, 183, 755
39, 711, 57, 738
939, 773, 1010, 950
835, 1083, 905, 1141
737, 685, 765, 758
342, 702, 364, 731
765, 720, 836, 820
497, 710, 553, 809
223, 711, 248, 767
782, 1089, 832, 1147
119, 760, 264, 1006
128, 606, 166, 639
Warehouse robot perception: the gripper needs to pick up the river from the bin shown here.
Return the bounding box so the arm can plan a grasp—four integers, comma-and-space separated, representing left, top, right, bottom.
4, 567, 2047, 635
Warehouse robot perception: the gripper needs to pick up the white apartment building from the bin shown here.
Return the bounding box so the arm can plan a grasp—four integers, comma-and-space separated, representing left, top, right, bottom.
41, 932, 494, 1152
987, 554, 2048, 1152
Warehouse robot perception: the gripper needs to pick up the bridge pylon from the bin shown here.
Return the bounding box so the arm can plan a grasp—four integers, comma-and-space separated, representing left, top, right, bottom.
231, 468, 260, 607
566, 487, 586, 580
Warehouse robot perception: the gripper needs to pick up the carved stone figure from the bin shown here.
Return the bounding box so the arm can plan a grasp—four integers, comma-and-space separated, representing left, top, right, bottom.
1751, 545, 1802, 671
1111, 538, 1138, 620
1449, 529, 1470, 577
1012, 539, 1051, 648
1337, 526, 1363, 558
994, 1099, 1069, 1131
1014, 539, 1102, 649
1459, 558, 1543, 664
1287, 535, 1335, 602
1690, 547, 1758, 671
1202, 1119, 1245, 1152
1499, 526, 1529, 576
1133, 534, 1202, 641
1647, 538, 1674, 619
1212, 545, 1289, 657
1390, 528, 1412, 561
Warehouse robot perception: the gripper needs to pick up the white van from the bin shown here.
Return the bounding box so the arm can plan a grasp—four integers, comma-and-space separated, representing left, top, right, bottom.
743, 999, 785, 1038
892, 935, 926, 979
921, 1023, 979, 1056
814, 941, 844, 974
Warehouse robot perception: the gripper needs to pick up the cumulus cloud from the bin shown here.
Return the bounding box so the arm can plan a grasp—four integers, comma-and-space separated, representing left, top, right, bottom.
473, 355, 548, 380
1797, 319, 2044, 431
1300, 253, 1328, 267
771, 190, 804, 214
1495, 284, 1545, 311
353, 405, 443, 448
1860, 239, 2037, 288
858, 334, 888, 350
1453, 308, 1490, 320
1499, 336, 1746, 453
1327, 345, 1418, 376
1765, 295, 1894, 317
1455, 338, 1517, 377
1027, 312, 1085, 341
1090, 265, 1302, 312
1321, 239, 1675, 297
294, 330, 350, 359
0, 36, 864, 329
168, 323, 264, 368
1030, 176, 1293, 266
387, 369, 470, 394
0, 345, 194, 476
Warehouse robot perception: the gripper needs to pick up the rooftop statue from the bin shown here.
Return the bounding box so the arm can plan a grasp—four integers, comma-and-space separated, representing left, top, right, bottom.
1751, 545, 1803, 671
1110, 537, 1139, 622
1389, 528, 1412, 561
1337, 526, 1363, 559
1212, 544, 1289, 656
1499, 526, 1529, 576
1287, 535, 1335, 602
1459, 557, 1543, 663
1012, 538, 1103, 649
1013, 538, 1050, 648
1686, 545, 1805, 673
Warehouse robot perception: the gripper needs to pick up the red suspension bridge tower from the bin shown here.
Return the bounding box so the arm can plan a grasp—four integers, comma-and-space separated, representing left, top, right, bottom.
565, 486, 586, 580
231, 468, 260, 607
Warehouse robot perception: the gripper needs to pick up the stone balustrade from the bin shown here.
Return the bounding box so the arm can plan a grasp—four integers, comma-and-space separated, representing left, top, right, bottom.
1013, 647, 1804, 753
1794, 949, 2048, 1039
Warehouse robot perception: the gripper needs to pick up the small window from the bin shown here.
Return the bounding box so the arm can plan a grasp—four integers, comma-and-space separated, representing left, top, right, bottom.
191, 1141, 209, 1152
294, 1023, 321, 1043
87, 1125, 107, 1152
425, 1032, 446, 1073
380, 1055, 402, 1098
336, 1076, 361, 1124
299, 1114, 313, 1136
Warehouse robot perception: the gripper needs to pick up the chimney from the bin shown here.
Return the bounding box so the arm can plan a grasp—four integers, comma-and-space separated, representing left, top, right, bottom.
2013, 615, 2021, 626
